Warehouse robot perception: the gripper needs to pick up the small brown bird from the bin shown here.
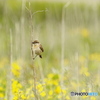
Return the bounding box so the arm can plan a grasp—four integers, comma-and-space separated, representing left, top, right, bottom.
31, 40, 44, 60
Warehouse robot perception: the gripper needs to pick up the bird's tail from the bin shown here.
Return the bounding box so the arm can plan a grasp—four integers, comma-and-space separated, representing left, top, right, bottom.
39, 55, 42, 58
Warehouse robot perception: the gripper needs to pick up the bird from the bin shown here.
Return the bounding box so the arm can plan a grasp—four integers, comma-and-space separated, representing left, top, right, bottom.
31, 40, 44, 60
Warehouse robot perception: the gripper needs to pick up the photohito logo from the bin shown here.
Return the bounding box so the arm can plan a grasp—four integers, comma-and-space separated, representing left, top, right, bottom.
70, 92, 98, 96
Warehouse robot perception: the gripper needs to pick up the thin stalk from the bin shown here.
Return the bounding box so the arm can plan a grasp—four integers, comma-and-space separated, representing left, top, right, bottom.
32, 64, 39, 100
25, 2, 48, 100
75, 53, 80, 100
9, 29, 13, 100
61, 2, 71, 99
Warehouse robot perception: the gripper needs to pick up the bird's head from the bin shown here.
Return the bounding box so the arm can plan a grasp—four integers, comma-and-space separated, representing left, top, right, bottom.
32, 40, 40, 48
32, 40, 39, 44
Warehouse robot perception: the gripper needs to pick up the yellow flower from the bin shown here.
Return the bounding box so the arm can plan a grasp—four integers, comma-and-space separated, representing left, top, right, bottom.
58, 95, 62, 99
13, 96, 18, 100
26, 88, 31, 95
80, 67, 90, 77
62, 89, 66, 95
12, 62, 21, 77
17, 83, 22, 89
81, 89, 88, 99
0, 87, 4, 91
52, 80, 58, 86
81, 28, 89, 38
28, 80, 33, 84
12, 80, 22, 94
47, 96, 52, 99
21, 94, 26, 99
36, 83, 43, 92
30, 94, 35, 97
47, 73, 54, 79
49, 90, 53, 96
82, 89, 86, 92
90, 97, 96, 100
40, 91, 46, 97
0, 93, 4, 98
26, 95, 30, 99
55, 86, 61, 94
44, 79, 53, 85
85, 71, 90, 77
89, 53, 100, 61
66, 96, 70, 100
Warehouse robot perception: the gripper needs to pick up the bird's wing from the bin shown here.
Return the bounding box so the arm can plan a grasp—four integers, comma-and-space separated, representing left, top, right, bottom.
40, 44, 44, 52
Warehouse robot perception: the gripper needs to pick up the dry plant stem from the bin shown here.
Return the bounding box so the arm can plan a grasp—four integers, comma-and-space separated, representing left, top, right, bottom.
26, 3, 38, 100
32, 62, 38, 100
61, 6, 65, 100
26, 2, 38, 100
9, 29, 13, 100
26, 2, 48, 100
25, 6, 48, 41
61, 2, 71, 100
75, 53, 80, 100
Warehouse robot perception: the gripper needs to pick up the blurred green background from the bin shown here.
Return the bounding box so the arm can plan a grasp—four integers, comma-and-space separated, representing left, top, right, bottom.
0, 0, 100, 60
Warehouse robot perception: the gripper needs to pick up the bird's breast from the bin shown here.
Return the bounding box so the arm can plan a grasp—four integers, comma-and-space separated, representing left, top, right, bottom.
35, 49, 42, 55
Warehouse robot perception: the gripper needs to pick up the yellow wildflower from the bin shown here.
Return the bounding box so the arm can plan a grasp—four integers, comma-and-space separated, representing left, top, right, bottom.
85, 71, 90, 76
52, 80, 58, 86
30, 94, 35, 97
55, 86, 61, 94
12, 80, 22, 94
13, 96, 18, 100
0, 93, 4, 98
81, 89, 88, 99
90, 97, 96, 100
26, 95, 30, 99
82, 89, 86, 92
21, 94, 26, 99
89, 53, 100, 61
12, 62, 21, 77
47, 96, 52, 99
36, 83, 43, 92
58, 95, 62, 99
49, 90, 53, 96
47, 73, 54, 79
81, 28, 89, 38
17, 83, 22, 89
66, 96, 70, 100
28, 80, 33, 84
0, 87, 4, 91
62, 89, 66, 95
80, 67, 90, 77
26, 88, 31, 95
40, 91, 46, 97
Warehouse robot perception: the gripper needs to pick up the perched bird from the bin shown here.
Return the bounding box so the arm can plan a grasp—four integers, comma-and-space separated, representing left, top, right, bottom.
31, 40, 44, 60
